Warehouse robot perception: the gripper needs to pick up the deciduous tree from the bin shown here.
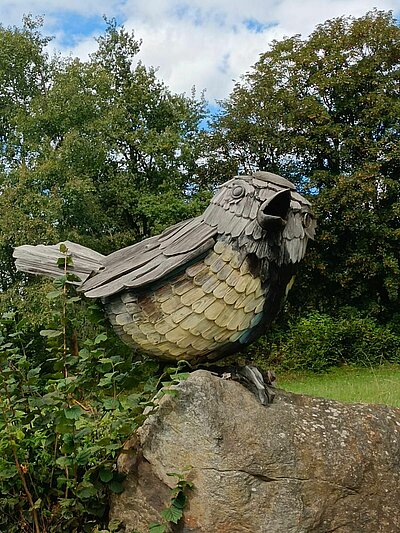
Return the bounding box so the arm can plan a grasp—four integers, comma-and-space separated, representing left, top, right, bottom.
0, 18, 207, 298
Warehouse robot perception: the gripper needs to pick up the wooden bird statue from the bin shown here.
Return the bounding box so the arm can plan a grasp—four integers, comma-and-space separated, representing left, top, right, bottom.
14, 171, 315, 399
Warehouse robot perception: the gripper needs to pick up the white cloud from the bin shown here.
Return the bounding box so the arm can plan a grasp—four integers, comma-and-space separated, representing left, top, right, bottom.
126, 17, 285, 102
0, 0, 398, 102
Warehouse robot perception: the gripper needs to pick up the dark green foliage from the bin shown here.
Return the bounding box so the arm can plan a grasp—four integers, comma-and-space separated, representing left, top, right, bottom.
0, 249, 181, 532
0, 17, 207, 301
0, 16, 208, 367
250, 311, 400, 372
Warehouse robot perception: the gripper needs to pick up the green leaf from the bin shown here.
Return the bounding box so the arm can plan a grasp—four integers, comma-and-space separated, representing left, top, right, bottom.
56, 420, 74, 434
78, 347, 91, 360
46, 290, 63, 299
64, 405, 83, 420
26, 367, 41, 380
77, 482, 98, 499
99, 468, 113, 483
120, 393, 141, 408
2, 311, 16, 321
57, 257, 66, 267
94, 333, 108, 344
98, 377, 112, 388
149, 524, 167, 533
76, 446, 100, 465
30, 498, 42, 511
166, 472, 184, 479
56, 456, 74, 468
174, 372, 190, 381
160, 504, 183, 524
95, 437, 111, 447
67, 296, 81, 303
53, 275, 68, 288
0, 466, 18, 480
59, 243, 68, 254
172, 491, 186, 509
102, 398, 120, 410
160, 389, 178, 397
14, 428, 25, 441
109, 480, 124, 493
40, 329, 62, 338
66, 273, 82, 283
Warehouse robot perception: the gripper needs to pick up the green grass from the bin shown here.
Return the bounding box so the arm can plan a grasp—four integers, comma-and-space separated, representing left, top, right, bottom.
278, 364, 400, 408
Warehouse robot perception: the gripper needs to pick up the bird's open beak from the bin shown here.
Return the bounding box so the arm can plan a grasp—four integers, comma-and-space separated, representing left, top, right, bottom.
257, 189, 291, 229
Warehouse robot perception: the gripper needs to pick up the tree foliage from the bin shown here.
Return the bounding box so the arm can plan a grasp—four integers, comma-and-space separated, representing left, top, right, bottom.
207, 10, 400, 319
0, 250, 189, 532
0, 17, 207, 297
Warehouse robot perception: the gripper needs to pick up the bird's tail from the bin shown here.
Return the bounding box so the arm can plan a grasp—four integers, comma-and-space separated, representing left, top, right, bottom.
13, 240, 105, 285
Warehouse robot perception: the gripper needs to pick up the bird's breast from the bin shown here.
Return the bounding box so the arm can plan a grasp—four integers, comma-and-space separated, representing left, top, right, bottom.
104, 240, 266, 361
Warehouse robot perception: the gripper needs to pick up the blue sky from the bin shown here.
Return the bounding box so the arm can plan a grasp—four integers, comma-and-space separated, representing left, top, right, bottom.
0, 1, 398, 104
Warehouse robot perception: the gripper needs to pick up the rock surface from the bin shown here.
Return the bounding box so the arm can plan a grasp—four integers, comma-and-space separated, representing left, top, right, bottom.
111, 370, 400, 532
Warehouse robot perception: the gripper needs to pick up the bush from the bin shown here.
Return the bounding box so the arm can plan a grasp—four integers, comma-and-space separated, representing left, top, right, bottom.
0, 247, 188, 532
251, 311, 400, 372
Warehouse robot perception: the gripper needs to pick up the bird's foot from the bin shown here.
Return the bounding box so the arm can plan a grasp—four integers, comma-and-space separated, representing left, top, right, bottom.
203, 364, 276, 405
224, 365, 276, 405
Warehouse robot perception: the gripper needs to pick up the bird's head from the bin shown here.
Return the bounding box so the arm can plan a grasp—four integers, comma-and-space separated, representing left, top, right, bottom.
202, 171, 316, 266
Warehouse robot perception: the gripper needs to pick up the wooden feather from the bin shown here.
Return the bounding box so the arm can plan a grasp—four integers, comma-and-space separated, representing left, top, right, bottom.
13, 241, 105, 282
188, 316, 215, 336
223, 288, 240, 305
252, 171, 295, 190
202, 203, 222, 226
292, 191, 311, 205
230, 215, 248, 238
162, 219, 215, 255
170, 306, 192, 324
242, 194, 254, 218
212, 282, 230, 299
221, 245, 234, 262
84, 238, 215, 298
201, 275, 221, 294
191, 294, 216, 313
216, 264, 233, 281
158, 218, 193, 243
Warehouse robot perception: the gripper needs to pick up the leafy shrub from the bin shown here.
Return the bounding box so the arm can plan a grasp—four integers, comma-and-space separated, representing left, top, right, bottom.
251, 311, 400, 372
0, 248, 187, 532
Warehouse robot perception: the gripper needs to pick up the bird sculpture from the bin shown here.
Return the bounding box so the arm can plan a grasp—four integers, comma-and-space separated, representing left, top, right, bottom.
14, 171, 315, 401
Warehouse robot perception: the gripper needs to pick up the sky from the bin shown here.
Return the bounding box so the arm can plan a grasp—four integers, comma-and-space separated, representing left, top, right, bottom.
0, 1, 398, 105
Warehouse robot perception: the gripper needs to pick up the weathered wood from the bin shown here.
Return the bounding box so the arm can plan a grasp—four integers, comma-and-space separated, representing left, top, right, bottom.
162, 218, 214, 254
13, 241, 105, 282
253, 170, 296, 189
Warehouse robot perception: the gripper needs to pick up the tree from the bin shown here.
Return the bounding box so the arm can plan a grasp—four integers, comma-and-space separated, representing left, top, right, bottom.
0, 18, 207, 298
207, 10, 400, 320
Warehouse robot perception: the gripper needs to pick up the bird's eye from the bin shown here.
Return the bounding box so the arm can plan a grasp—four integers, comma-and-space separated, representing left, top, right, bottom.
302, 212, 313, 228
232, 185, 245, 199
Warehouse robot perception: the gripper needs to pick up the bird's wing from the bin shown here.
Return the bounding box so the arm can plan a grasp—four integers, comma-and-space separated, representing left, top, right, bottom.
80, 216, 217, 298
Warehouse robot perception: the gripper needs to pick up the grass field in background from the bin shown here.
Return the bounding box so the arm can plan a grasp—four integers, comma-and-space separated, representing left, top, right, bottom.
278, 364, 400, 408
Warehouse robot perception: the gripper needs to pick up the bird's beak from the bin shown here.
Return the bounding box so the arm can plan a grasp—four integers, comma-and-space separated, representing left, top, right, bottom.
257, 189, 291, 229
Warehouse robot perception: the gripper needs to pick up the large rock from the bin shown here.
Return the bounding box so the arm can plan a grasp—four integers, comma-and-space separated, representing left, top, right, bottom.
111, 370, 400, 532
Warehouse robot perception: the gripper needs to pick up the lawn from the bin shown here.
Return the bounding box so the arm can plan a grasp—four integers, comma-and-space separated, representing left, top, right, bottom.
278, 364, 400, 408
